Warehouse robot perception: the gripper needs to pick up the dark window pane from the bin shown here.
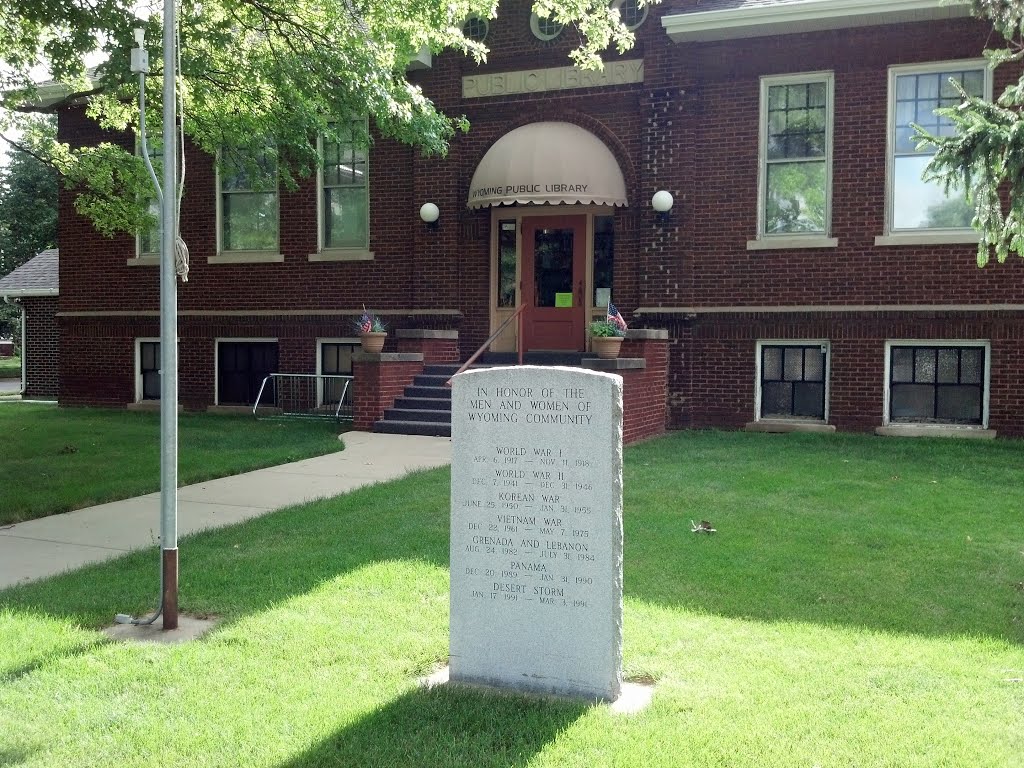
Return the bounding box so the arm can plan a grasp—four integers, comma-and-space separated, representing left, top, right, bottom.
793, 382, 825, 418
891, 384, 935, 421
937, 348, 959, 383
914, 348, 936, 383
763, 347, 782, 381
533, 228, 573, 307
322, 343, 354, 376
937, 386, 982, 423
593, 215, 614, 306
498, 220, 517, 308
219, 342, 278, 405
762, 382, 792, 417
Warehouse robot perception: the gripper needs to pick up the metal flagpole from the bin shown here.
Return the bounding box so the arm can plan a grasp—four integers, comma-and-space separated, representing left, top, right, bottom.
160, 0, 179, 630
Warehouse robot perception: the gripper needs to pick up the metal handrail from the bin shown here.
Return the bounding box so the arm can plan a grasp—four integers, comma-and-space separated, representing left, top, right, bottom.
253, 373, 354, 421
446, 304, 526, 386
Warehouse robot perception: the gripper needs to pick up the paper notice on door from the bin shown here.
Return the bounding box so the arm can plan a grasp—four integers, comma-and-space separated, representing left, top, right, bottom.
595, 288, 610, 308
555, 293, 573, 308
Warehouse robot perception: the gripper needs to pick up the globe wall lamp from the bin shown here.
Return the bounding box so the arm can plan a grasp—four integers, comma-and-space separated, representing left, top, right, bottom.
420, 202, 440, 230
652, 190, 674, 223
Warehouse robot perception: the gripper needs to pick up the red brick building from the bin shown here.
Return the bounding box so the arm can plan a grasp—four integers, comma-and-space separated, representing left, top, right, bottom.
56, 0, 1024, 437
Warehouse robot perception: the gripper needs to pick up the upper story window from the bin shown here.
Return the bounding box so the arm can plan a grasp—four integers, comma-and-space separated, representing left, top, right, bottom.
755, 72, 834, 243
462, 15, 489, 43
611, 0, 648, 31
886, 61, 989, 233
320, 121, 369, 252
217, 145, 278, 253
530, 12, 564, 41
137, 142, 162, 257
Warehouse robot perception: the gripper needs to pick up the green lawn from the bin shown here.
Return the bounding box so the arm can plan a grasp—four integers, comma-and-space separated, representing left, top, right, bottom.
0, 354, 20, 379
0, 403, 346, 524
1, 431, 1021, 767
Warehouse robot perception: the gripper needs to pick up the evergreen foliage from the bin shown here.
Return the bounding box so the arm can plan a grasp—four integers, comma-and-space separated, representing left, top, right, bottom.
919, 0, 1024, 265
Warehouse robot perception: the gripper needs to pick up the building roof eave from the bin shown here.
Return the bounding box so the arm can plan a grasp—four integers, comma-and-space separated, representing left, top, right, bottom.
661, 0, 975, 43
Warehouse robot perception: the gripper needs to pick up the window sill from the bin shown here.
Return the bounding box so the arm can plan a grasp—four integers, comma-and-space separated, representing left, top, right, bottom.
208, 253, 284, 264
127, 400, 182, 413
874, 232, 980, 247
208, 404, 283, 415
875, 424, 995, 439
745, 419, 835, 434
308, 249, 374, 262
127, 256, 161, 266
746, 236, 838, 251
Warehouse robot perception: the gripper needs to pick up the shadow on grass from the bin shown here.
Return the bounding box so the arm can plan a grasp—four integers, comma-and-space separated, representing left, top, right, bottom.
0, 746, 37, 767
0, 638, 110, 684
1, 431, 1021, 647
275, 685, 588, 768
0, 468, 452, 632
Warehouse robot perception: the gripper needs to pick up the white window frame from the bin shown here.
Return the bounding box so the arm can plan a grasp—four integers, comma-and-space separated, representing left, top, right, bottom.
316, 337, 359, 407
214, 337, 278, 406
310, 122, 374, 262
877, 59, 991, 246
530, 11, 564, 40
461, 15, 490, 42
882, 340, 990, 428
213, 150, 282, 263
135, 337, 161, 403
754, 339, 831, 423
611, 0, 648, 31
749, 71, 837, 251
131, 141, 162, 265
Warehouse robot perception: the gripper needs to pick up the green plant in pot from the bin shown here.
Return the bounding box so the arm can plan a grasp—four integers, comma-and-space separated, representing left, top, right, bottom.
355, 311, 388, 353
589, 319, 626, 359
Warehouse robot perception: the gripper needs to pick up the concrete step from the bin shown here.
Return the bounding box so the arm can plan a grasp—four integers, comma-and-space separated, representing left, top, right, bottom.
394, 396, 452, 411
421, 364, 463, 377
413, 374, 453, 388
405, 385, 452, 400
383, 407, 452, 424
373, 419, 451, 437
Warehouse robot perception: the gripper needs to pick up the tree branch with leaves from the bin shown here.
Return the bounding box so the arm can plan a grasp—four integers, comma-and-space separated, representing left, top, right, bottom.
0, 0, 658, 238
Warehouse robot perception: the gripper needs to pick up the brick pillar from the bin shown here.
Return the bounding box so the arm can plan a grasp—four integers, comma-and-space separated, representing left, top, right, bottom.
395, 329, 460, 363
352, 352, 424, 431
583, 329, 669, 444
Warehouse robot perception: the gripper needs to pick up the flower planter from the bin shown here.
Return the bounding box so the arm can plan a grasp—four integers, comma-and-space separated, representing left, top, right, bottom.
591, 336, 623, 360
360, 332, 387, 354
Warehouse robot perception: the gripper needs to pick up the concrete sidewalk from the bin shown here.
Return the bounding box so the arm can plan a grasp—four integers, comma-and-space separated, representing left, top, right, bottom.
0, 432, 452, 590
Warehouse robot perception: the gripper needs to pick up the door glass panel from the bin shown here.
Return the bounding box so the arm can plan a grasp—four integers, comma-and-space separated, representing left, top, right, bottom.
593, 215, 614, 307
533, 228, 574, 307
498, 220, 517, 308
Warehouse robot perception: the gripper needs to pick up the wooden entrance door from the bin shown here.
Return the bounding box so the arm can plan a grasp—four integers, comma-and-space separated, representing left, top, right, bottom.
521, 215, 586, 352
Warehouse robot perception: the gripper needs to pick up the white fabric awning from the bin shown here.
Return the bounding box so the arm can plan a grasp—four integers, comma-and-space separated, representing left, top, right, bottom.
467, 121, 628, 209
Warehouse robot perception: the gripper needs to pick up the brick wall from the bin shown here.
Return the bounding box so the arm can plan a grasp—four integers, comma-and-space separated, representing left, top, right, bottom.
55, 3, 1024, 435
620, 336, 670, 444
352, 355, 424, 430
654, 310, 1024, 436
23, 297, 59, 399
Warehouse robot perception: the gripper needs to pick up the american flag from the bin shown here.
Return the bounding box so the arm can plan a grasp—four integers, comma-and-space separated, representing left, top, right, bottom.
607, 303, 628, 332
